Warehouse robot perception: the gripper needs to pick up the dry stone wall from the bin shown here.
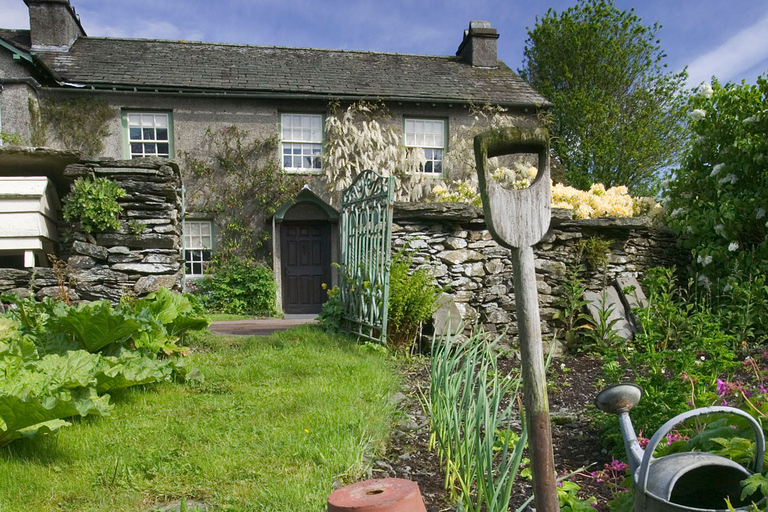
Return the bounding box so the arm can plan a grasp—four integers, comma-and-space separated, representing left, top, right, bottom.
392, 202, 688, 347
0, 158, 183, 303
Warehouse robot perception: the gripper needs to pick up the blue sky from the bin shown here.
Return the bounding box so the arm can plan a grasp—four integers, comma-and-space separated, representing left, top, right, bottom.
2, 0, 767, 88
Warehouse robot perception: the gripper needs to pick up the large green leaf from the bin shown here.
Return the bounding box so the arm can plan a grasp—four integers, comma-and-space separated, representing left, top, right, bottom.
0, 387, 111, 447
94, 351, 174, 393
166, 313, 210, 338
132, 288, 210, 336
0, 318, 38, 363
0, 419, 71, 446
56, 301, 142, 352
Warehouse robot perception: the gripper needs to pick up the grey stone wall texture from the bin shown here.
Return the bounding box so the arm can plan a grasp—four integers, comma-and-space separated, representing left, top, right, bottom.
391, 202, 688, 346
0, 158, 183, 303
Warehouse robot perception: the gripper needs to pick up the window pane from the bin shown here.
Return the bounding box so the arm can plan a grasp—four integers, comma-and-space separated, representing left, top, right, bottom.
156, 128, 168, 141
157, 143, 169, 155
155, 115, 168, 128
142, 114, 154, 125
144, 143, 156, 154
129, 128, 141, 139
130, 143, 142, 154
143, 128, 154, 140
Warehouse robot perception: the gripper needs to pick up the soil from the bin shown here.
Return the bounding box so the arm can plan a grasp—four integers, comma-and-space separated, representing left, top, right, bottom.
374, 353, 616, 512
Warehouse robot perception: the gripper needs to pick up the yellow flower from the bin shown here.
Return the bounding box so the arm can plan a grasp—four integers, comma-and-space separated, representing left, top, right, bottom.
304, 429, 310, 433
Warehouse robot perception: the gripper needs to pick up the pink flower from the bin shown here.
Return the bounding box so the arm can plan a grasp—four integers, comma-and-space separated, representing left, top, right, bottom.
608, 460, 629, 473
667, 430, 689, 445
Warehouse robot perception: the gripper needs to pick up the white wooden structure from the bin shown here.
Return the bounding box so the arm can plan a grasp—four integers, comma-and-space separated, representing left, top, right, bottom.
0, 177, 60, 268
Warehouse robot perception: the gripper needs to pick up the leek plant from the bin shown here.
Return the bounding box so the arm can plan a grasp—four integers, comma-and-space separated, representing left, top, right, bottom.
423, 327, 528, 512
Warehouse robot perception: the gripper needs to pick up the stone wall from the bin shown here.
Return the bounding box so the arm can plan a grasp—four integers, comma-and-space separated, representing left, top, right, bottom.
391, 202, 688, 346
0, 157, 183, 302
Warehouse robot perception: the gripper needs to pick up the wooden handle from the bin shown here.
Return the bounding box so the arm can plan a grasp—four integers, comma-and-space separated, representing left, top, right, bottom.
474, 127, 551, 249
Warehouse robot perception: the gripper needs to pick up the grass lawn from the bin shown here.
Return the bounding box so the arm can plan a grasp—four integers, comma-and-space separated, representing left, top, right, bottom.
0, 326, 399, 512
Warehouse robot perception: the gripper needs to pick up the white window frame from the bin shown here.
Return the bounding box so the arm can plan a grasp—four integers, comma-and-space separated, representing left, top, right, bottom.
404, 118, 446, 175
183, 220, 213, 277
124, 112, 172, 159
280, 113, 323, 173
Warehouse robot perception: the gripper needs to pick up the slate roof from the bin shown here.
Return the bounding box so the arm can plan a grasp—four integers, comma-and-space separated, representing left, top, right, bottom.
1, 32, 549, 108
0, 29, 32, 53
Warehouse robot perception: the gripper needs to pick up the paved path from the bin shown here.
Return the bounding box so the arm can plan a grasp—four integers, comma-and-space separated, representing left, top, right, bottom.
209, 315, 317, 337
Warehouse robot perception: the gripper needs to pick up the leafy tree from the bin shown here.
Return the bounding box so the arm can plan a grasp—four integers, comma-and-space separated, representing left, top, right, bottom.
519, 0, 689, 194
665, 77, 768, 286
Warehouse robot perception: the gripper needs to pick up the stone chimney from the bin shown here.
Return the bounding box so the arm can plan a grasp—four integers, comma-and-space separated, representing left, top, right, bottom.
25, 0, 86, 52
456, 20, 499, 68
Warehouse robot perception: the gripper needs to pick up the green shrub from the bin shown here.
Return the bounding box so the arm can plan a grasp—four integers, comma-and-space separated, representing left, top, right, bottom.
0, 131, 25, 145
194, 254, 277, 316
317, 285, 343, 332
665, 77, 768, 287
387, 248, 441, 351
577, 237, 612, 271
62, 177, 126, 233
595, 267, 739, 449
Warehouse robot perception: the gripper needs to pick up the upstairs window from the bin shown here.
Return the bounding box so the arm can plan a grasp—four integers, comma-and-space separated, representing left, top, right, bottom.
125, 112, 172, 158
184, 220, 212, 276
281, 114, 322, 172
404, 118, 445, 175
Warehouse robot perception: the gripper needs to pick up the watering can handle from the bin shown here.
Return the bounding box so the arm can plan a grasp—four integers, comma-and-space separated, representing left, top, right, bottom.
637, 406, 766, 495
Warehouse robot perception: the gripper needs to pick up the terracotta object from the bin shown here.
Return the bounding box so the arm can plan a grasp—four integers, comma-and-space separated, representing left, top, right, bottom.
327, 478, 427, 512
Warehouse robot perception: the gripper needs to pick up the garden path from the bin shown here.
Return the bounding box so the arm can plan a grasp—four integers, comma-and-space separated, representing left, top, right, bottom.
209, 315, 317, 336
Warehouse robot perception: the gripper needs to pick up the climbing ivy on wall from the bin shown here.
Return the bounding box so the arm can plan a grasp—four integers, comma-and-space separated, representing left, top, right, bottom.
27, 98, 48, 148
180, 126, 304, 259
28, 97, 115, 155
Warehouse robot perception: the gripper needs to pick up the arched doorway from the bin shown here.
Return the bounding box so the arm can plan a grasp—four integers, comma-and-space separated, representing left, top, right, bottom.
272, 188, 339, 315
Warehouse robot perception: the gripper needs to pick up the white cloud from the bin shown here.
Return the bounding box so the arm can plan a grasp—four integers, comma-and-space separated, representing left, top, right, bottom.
0, 0, 30, 29
78, 9, 204, 42
687, 14, 768, 86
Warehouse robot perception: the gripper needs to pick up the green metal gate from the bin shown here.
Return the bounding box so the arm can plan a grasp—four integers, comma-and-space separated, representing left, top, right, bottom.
339, 170, 394, 344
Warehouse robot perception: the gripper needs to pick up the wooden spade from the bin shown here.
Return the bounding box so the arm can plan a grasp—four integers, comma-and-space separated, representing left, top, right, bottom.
474, 126, 558, 512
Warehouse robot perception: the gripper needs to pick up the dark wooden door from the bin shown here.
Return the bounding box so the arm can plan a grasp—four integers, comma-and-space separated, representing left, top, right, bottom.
281, 222, 331, 314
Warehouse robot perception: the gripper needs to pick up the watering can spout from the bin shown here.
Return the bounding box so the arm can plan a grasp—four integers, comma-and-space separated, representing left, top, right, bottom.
597, 383, 767, 512
595, 383, 644, 475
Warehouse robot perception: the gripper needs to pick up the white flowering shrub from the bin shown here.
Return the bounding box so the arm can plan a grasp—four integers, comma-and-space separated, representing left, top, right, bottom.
665, 77, 768, 285
431, 179, 660, 220
323, 101, 426, 201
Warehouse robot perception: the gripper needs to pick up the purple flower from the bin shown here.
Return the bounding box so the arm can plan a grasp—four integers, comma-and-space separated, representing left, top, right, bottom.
608, 460, 629, 472
717, 379, 727, 396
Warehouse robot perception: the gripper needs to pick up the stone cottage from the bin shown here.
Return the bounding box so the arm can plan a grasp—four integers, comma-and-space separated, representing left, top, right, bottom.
0, 0, 550, 313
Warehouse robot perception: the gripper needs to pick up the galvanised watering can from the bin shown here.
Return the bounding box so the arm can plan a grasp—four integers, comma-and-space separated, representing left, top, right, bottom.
595, 383, 766, 512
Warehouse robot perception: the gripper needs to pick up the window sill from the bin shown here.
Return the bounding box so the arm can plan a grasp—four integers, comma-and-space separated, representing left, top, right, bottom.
283, 169, 324, 175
